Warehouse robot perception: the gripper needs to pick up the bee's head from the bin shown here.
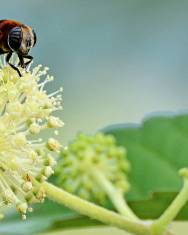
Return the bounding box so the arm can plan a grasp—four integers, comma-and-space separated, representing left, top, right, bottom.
8, 26, 36, 55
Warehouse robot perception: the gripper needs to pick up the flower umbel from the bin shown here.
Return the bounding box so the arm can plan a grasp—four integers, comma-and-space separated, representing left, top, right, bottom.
0, 62, 63, 219
56, 133, 130, 204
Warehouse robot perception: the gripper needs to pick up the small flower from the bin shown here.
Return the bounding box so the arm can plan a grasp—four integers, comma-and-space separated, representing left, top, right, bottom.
47, 116, 64, 128
55, 133, 130, 204
0, 60, 63, 219
47, 138, 62, 152
179, 168, 188, 179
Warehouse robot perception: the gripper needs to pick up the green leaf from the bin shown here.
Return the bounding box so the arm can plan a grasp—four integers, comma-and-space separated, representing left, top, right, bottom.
104, 113, 188, 219
129, 191, 188, 220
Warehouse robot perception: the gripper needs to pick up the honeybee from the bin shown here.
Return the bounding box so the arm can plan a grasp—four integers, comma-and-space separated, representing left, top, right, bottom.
0, 19, 36, 76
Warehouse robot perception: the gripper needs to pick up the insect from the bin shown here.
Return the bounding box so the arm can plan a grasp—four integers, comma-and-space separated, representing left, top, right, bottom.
0, 19, 36, 76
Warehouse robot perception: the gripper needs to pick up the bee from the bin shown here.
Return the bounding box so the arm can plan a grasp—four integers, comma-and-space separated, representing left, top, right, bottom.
0, 19, 36, 76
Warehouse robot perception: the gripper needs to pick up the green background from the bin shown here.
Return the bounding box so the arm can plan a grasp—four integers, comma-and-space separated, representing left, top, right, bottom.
1, 0, 188, 234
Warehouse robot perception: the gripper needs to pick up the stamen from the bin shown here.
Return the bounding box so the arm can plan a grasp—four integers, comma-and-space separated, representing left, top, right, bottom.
0, 58, 63, 219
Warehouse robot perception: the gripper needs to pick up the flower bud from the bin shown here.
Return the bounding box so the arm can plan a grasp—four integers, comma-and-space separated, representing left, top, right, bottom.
29, 122, 41, 134
22, 181, 33, 192
48, 116, 64, 128
44, 166, 54, 177
16, 202, 28, 214
55, 133, 130, 205
47, 138, 61, 152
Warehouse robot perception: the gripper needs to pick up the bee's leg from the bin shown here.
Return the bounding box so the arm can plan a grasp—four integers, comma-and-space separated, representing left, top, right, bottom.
23, 55, 33, 70
17, 54, 25, 68
6, 52, 22, 77
18, 54, 33, 71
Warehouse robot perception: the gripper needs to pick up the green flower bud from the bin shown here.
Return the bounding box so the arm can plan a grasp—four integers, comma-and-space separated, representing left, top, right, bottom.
56, 133, 130, 204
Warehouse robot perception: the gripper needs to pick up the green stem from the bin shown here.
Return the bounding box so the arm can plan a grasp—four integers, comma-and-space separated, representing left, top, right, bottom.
90, 167, 139, 221
43, 182, 151, 235
151, 169, 188, 235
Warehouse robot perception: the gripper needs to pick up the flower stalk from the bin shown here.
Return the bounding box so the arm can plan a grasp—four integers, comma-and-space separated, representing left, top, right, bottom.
90, 167, 139, 221
43, 181, 151, 235
151, 168, 188, 235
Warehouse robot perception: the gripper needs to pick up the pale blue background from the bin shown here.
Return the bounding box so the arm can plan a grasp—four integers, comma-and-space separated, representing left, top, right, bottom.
1, 0, 188, 143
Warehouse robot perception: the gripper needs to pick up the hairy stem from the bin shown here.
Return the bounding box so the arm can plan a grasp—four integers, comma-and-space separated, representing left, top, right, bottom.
43, 182, 150, 235
90, 167, 139, 221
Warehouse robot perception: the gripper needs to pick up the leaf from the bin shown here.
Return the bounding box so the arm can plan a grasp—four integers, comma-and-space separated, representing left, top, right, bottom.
104, 113, 188, 219
129, 191, 188, 220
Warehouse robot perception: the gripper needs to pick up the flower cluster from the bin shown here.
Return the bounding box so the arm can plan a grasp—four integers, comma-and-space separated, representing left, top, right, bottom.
0, 62, 63, 219
56, 133, 130, 204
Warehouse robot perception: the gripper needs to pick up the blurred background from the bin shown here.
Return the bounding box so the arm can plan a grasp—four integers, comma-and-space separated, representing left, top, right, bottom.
3, 0, 188, 143
1, 0, 188, 234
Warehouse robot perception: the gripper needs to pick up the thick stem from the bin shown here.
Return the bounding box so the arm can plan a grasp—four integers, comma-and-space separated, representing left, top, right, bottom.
43, 182, 151, 235
90, 167, 139, 221
151, 170, 188, 235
